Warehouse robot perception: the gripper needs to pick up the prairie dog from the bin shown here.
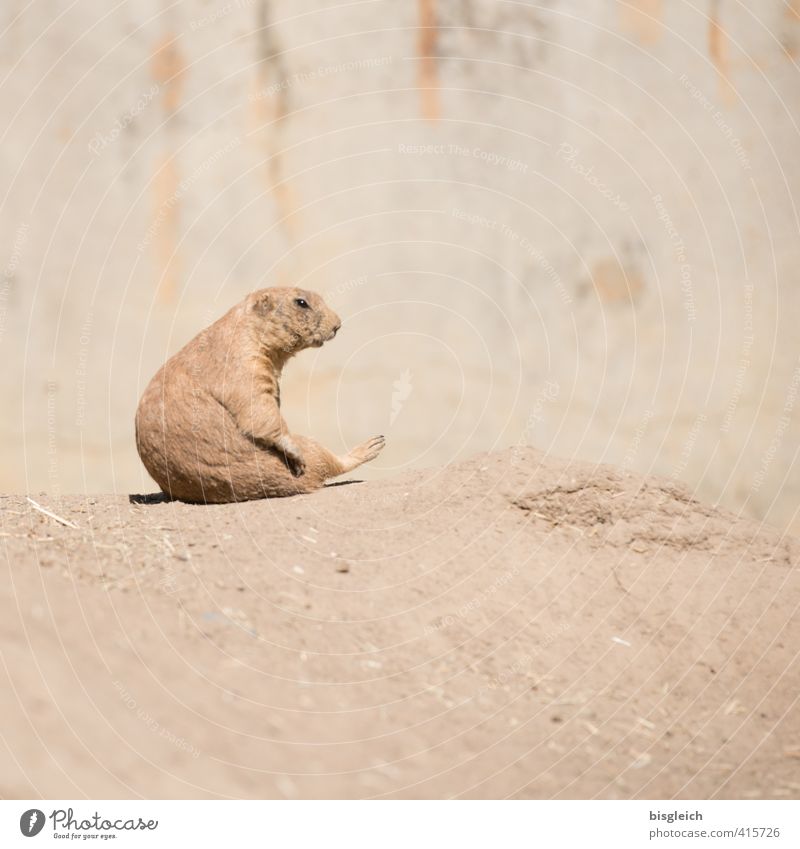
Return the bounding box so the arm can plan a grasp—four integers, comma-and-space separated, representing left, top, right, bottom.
135, 287, 385, 502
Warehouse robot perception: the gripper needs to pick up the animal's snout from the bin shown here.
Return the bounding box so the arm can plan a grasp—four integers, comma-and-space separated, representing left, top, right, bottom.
331, 320, 341, 337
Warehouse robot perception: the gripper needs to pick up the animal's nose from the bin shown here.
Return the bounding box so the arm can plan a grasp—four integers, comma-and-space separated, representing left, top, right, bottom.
332, 321, 341, 336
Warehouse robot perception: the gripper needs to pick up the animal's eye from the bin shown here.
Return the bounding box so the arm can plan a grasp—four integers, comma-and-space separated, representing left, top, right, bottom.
294, 298, 309, 309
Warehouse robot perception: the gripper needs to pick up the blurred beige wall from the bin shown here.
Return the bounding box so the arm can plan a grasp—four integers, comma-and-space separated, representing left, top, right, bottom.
1, 0, 798, 533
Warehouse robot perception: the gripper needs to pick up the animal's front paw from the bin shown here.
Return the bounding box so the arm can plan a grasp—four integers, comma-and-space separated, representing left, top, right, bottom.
285, 452, 306, 477
277, 436, 306, 477
352, 435, 386, 463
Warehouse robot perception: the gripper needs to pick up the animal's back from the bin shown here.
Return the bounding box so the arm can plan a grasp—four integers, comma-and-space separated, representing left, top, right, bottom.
136, 348, 251, 501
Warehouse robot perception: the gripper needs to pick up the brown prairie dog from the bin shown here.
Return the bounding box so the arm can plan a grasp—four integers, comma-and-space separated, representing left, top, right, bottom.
135, 287, 385, 502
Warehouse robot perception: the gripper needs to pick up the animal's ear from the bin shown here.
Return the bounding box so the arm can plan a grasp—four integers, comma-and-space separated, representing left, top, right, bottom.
252, 291, 273, 316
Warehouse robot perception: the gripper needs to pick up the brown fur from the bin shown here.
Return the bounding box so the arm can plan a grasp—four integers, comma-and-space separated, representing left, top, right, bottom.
135, 287, 385, 502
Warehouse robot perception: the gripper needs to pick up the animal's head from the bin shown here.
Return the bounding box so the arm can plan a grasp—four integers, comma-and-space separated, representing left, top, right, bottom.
247, 287, 342, 355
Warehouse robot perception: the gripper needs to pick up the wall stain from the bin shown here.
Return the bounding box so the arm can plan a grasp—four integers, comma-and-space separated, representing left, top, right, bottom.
589, 256, 644, 304
418, 0, 440, 120
782, 0, 800, 58
152, 156, 182, 305
708, 0, 736, 105
618, 0, 663, 45
249, 0, 300, 256
150, 34, 186, 303
151, 34, 186, 113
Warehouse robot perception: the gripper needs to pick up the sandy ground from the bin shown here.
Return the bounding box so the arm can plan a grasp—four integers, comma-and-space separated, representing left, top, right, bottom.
1, 447, 798, 799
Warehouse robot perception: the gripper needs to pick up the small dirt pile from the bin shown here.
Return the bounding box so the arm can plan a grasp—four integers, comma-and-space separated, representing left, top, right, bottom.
1, 448, 798, 798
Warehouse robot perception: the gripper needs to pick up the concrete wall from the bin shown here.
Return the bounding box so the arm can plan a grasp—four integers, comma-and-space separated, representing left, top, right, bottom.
1, 0, 798, 533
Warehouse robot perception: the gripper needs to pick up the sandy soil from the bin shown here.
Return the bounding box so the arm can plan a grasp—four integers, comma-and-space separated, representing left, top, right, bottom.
1, 448, 798, 799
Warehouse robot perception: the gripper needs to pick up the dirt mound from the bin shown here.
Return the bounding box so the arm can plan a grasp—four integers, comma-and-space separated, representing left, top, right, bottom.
1, 448, 798, 799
